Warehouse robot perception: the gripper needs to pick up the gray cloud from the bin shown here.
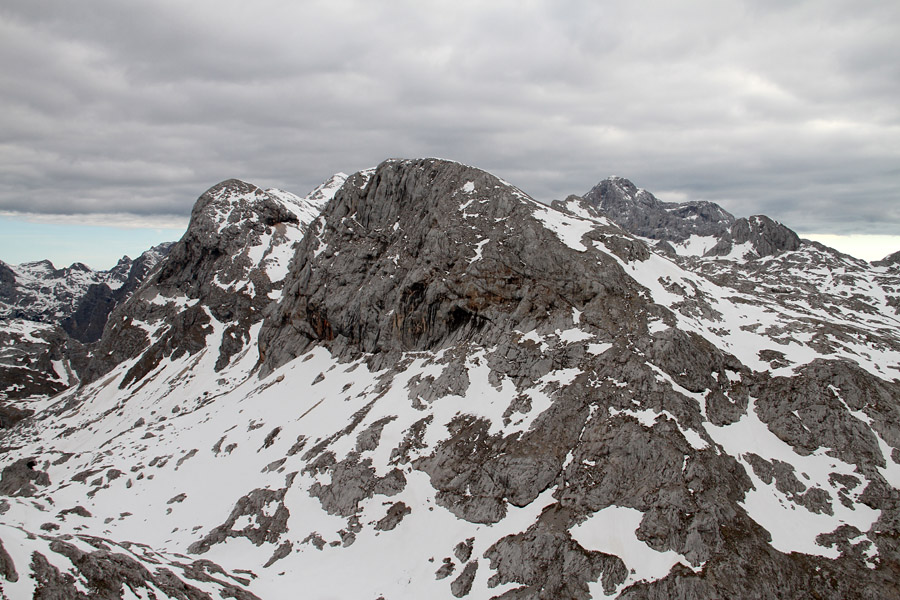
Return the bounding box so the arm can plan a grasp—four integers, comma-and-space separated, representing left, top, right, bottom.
1, 0, 898, 235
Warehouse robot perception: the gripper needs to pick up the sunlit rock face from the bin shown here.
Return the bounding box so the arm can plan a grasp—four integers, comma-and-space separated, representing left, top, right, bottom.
1, 158, 898, 600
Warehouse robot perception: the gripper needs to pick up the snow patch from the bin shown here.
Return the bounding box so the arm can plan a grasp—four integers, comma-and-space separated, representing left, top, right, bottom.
531, 205, 596, 252
705, 398, 881, 558
571, 505, 694, 593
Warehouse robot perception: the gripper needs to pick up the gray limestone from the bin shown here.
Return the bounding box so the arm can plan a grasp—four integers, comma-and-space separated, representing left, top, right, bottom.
581, 176, 735, 243
0, 536, 17, 583
0, 457, 50, 497
2, 158, 899, 600
188, 485, 291, 554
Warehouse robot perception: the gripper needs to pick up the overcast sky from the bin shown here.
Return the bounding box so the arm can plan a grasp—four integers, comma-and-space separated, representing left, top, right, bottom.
1, 0, 898, 267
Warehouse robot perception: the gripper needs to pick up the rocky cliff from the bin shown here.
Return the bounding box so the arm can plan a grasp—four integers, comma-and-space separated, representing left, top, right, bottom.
581, 176, 735, 244
80, 175, 343, 389
0, 159, 898, 600
0, 245, 173, 413
260, 159, 650, 372
0, 244, 172, 341
580, 176, 802, 260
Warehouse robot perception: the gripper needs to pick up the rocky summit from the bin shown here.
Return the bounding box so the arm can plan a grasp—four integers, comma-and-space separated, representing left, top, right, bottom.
1, 158, 899, 599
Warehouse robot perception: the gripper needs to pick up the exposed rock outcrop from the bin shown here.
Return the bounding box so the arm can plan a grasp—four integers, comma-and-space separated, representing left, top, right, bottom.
60, 243, 174, 344
22, 535, 260, 600
1, 158, 898, 600
0, 457, 50, 497
260, 158, 649, 372
0, 320, 83, 406
581, 177, 803, 260
86, 176, 337, 385
707, 215, 801, 258
582, 176, 735, 243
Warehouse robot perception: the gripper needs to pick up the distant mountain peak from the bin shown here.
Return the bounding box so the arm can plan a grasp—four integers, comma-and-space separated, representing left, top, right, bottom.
706, 214, 801, 259
582, 177, 735, 247
2, 159, 899, 600
303, 171, 348, 202
586, 176, 658, 210
267, 172, 348, 224
874, 249, 900, 267
0, 244, 173, 336
581, 176, 810, 260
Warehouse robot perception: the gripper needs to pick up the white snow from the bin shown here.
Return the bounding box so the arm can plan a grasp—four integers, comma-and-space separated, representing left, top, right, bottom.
586, 342, 613, 355
571, 505, 693, 594
557, 328, 593, 343
468, 238, 489, 264
705, 398, 881, 558
675, 234, 719, 257
531, 205, 597, 252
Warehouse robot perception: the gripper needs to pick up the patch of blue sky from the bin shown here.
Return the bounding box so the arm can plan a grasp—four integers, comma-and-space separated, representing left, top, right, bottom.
0, 216, 184, 270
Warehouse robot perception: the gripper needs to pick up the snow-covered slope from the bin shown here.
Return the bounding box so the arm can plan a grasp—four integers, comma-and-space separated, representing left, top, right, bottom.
0, 244, 174, 342
1, 159, 898, 599
0, 320, 76, 411
0, 260, 117, 325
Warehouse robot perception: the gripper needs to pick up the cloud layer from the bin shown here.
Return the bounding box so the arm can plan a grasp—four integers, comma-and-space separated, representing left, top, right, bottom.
1, 0, 898, 235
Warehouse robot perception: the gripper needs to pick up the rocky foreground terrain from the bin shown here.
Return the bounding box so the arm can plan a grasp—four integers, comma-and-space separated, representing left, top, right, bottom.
0, 158, 899, 599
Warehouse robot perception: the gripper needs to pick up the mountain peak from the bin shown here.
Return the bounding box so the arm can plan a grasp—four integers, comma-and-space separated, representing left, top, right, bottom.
585, 176, 656, 210
296, 171, 348, 205
874, 249, 900, 267
583, 177, 733, 244
266, 172, 348, 224
258, 157, 646, 373
581, 177, 806, 260
705, 214, 801, 259
203, 177, 259, 196
3, 160, 900, 600
84, 174, 333, 384
193, 178, 296, 229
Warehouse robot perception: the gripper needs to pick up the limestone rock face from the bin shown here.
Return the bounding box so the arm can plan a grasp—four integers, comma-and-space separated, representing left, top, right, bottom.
0, 159, 898, 600
85, 176, 339, 385
707, 215, 801, 258
0, 320, 83, 421
260, 159, 649, 373
0, 263, 15, 302
60, 243, 176, 344
582, 176, 735, 243
582, 177, 805, 261
0, 457, 50, 497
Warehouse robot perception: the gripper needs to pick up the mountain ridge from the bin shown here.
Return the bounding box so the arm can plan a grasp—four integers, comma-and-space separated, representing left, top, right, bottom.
0, 158, 898, 599
572, 175, 804, 260
83, 173, 343, 386
0, 243, 173, 341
